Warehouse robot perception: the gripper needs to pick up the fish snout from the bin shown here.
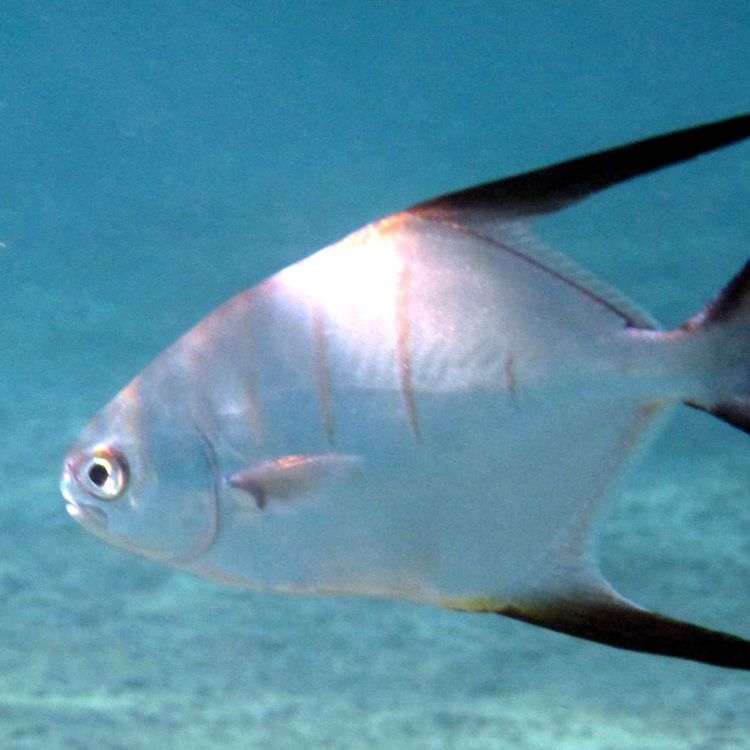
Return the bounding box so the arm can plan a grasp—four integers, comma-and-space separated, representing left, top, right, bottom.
60, 461, 76, 504
60, 461, 109, 530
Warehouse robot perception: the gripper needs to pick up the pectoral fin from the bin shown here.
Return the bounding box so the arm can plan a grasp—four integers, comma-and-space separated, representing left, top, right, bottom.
226, 453, 362, 510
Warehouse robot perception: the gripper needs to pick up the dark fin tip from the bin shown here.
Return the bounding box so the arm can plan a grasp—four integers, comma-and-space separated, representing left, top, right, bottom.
253, 488, 267, 510
496, 599, 750, 670
227, 475, 267, 509
682, 258, 750, 435
410, 112, 750, 220
685, 399, 750, 437
684, 258, 750, 330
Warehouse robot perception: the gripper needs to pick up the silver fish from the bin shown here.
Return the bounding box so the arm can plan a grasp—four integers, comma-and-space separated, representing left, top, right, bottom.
61, 113, 750, 669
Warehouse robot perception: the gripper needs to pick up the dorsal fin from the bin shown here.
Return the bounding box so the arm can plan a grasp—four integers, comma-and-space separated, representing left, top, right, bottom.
426, 219, 660, 329
409, 112, 750, 223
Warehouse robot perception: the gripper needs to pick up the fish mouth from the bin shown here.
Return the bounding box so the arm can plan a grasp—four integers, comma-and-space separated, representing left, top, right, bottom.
60, 466, 108, 530
65, 500, 109, 530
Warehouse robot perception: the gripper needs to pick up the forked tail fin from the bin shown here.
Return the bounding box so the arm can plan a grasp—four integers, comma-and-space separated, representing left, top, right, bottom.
682, 259, 750, 434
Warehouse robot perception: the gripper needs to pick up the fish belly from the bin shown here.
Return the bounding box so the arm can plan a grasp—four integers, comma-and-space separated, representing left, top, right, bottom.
191, 385, 667, 603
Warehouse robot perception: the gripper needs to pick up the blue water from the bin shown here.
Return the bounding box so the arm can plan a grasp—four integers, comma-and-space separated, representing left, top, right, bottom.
2, 2, 750, 747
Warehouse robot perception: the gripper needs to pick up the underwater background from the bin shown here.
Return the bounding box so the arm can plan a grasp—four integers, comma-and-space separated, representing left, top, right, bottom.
2, 1, 749, 748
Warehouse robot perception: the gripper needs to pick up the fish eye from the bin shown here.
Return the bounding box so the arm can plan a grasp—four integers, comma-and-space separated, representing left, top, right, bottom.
80, 447, 129, 501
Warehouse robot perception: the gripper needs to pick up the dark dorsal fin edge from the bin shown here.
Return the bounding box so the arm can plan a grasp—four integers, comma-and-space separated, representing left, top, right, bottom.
409, 112, 750, 221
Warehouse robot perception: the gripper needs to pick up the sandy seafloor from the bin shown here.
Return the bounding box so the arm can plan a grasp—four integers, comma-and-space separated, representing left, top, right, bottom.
2, 2, 750, 749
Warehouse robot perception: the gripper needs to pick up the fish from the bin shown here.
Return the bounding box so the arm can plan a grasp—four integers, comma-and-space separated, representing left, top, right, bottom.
61, 112, 750, 669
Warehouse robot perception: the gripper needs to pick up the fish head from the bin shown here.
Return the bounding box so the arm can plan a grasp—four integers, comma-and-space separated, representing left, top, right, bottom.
60, 383, 220, 565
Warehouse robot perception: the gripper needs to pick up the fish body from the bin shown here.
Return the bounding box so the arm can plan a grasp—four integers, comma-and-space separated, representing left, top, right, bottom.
61, 113, 750, 668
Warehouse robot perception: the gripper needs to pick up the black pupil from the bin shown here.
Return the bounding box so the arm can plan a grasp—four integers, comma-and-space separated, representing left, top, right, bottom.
89, 462, 110, 488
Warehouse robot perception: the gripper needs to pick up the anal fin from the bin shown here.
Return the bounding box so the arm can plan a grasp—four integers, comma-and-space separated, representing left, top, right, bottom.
460, 590, 750, 670
453, 484, 750, 670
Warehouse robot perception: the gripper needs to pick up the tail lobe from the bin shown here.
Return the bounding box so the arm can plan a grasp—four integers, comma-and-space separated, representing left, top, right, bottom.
683, 258, 750, 435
